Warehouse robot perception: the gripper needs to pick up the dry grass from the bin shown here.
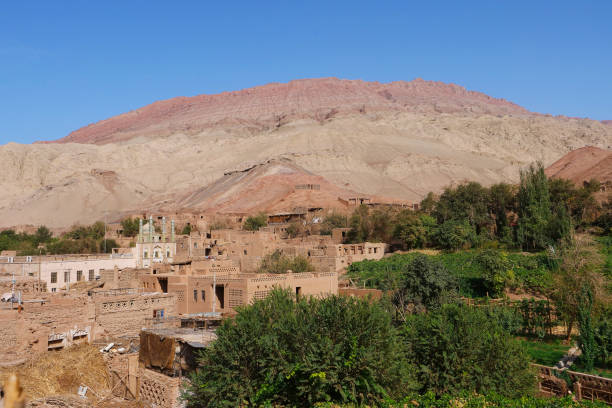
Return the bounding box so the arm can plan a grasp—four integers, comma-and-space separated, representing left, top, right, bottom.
0, 344, 110, 400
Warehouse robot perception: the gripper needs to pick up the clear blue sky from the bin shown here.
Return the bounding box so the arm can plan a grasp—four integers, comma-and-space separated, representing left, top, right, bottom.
1, 1, 611, 144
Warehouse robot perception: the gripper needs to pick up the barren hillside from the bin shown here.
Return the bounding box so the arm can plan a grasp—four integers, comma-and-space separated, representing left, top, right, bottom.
545, 146, 612, 185
1, 78, 611, 227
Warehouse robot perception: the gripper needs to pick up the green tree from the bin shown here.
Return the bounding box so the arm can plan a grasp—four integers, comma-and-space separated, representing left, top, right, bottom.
488, 183, 515, 242
577, 284, 596, 371
516, 163, 562, 251
476, 249, 515, 298
420, 192, 437, 214
183, 290, 415, 407
393, 254, 457, 317
433, 182, 493, 235
181, 224, 192, 235
243, 213, 267, 231
319, 212, 348, 235
551, 238, 604, 341
34, 225, 52, 245
432, 220, 478, 251
401, 303, 535, 398
593, 308, 612, 368
120, 217, 140, 237
393, 211, 427, 249
346, 204, 371, 243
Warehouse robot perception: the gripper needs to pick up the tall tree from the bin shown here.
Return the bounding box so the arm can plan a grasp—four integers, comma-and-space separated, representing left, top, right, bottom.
516, 163, 554, 251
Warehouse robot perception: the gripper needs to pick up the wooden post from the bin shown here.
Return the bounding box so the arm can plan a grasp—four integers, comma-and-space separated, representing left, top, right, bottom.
3, 374, 25, 408
127, 354, 139, 399
573, 381, 582, 401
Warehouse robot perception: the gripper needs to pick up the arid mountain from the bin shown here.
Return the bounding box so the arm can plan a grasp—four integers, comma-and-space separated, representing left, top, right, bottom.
1, 78, 611, 227
47, 78, 529, 145
545, 146, 612, 185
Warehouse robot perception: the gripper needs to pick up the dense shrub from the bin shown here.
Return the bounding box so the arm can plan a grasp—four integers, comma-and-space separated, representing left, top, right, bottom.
347, 250, 553, 298
258, 250, 314, 274
120, 217, 140, 237
475, 249, 515, 298
401, 303, 535, 398
593, 308, 612, 368
432, 220, 478, 251
243, 213, 267, 231
393, 254, 457, 316
184, 290, 415, 407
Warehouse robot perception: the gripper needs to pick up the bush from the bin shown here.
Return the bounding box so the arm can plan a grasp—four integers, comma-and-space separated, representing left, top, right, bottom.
243, 214, 267, 231
476, 249, 515, 298
432, 220, 478, 251
401, 303, 535, 398
183, 290, 415, 407
120, 217, 140, 237
258, 250, 314, 274
393, 254, 457, 316
319, 212, 348, 236
181, 224, 192, 235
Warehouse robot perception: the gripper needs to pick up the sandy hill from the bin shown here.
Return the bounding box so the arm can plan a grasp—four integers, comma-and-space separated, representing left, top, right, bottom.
1, 78, 611, 227
545, 146, 612, 185
155, 159, 365, 214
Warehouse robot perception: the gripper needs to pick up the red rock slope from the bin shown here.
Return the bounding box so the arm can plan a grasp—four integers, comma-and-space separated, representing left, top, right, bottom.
47, 78, 529, 145
545, 146, 612, 185
151, 159, 380, 215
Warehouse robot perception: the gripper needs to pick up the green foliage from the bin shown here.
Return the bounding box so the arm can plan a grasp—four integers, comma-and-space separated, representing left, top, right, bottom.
519, 338, 571, 366
319, 212, 348, 235
285, 222, 304, 238
420, 192, 436, 214
394, 392, 606, 408
577, 285, 596, 371
183, 290, 414, 407
475, 249, 515, 298
401, 303, 535, 398
120, 217, 140, 237
432, 220, 478, 251
317, 392, 607, 407
515, 163, 573, 251
258, 250, 314, 274
243, 213, 267, 231
347, 250, 553, 298
0, 229, 40, 254
34, 225, 52, 245
433, 182, 493, 236
549, 178, 602, 226
0, 222, 117, 255
518, 299, 557, 338
393, 211, 428, 249
597, 235, 612, 278
393, 254, 457, 315
592, 308, 612, 368
550, 240, 604, 341
181, 224, 192, 235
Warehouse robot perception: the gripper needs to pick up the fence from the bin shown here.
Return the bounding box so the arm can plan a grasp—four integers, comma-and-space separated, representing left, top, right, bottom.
534, 363, 612, 405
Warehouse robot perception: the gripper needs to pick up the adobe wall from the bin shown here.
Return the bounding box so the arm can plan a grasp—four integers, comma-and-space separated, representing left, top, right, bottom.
139, 368, 182, 408
0, 294, 94, 363
93, 293, 177, 339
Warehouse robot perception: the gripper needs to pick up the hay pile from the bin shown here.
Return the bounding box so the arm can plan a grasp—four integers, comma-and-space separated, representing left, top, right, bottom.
0, 345, 110, 400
